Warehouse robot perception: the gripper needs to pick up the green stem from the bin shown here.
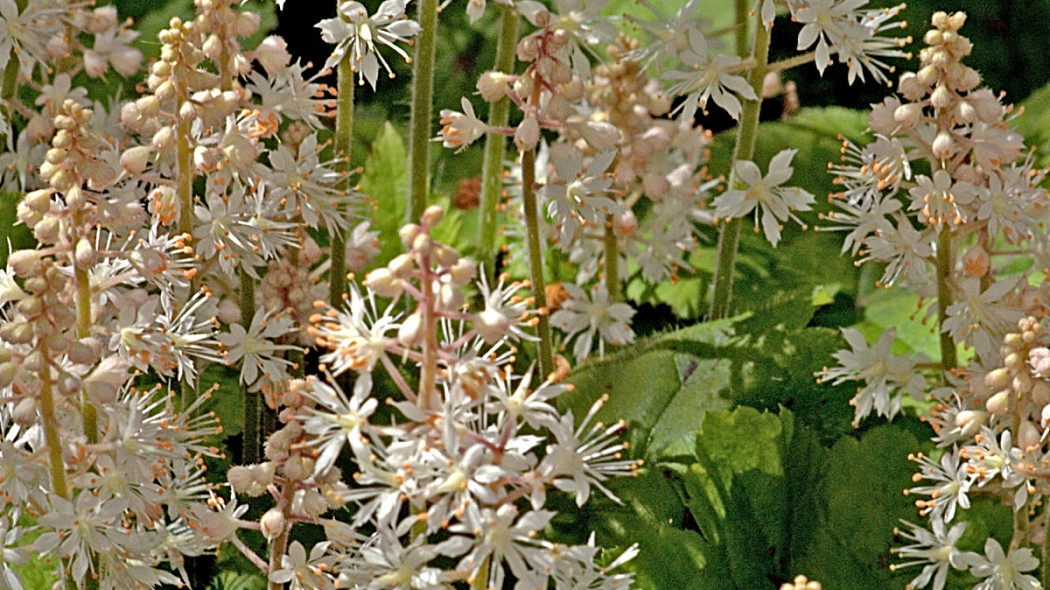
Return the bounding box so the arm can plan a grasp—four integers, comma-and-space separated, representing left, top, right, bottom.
176, 120, 193, 235
734, 0, 748, 56
521, 149, 554, 379
74, 263, 98, 444
708, 14, 772, 319
935, 225, 957, 374
767, 50, 817, 73
604, 215, 619, 302
477, 6, 519, 270
329, 47, 355, 308
240, 270, 262, 464
38, 342, 69, 499
408, 0, 439, 221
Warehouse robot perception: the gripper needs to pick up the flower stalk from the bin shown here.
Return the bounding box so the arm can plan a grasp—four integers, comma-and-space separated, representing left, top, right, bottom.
521, 148, 554, 378
476, 6, 519, 269
935, 225, 957, 373
708, 15, 772, 319
408, 0, 439, 221
329, 49, 355, 307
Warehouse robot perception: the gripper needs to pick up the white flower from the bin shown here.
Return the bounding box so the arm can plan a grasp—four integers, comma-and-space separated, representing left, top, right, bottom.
943, 278, 1023, 363
712, 149, 815, 246
964, 537, 1041, 590
297, 373, 378, 476
665, 29, 756, 121
550, 283, 635, 361
908, 170, 979, 227
891, 519, 969, 590
314, 283, 400, 375
908, 450, 971, 522
438, 98, 489, 153
818, 328, 927, 424
316, 0, 422, 90
541, 144, 622, 250
217, 308, 300, 387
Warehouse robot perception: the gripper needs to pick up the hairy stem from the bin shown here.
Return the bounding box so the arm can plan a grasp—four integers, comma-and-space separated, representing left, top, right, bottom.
266, 484, 297, 590
477, 6, 519, 270
935, 225, 957, 374
241, 271, 263, 464
408, 0, 439, 221
330, 49, 355, 307
604, 215, 619, 302
39, 343, 68, 499
708, 15, 772, 319
419, 258, 438, 412
521, 149, 554, 378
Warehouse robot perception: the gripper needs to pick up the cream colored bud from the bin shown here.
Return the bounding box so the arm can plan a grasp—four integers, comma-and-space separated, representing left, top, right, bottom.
893, 103, 923, 128
256, 35, 291, 76
438, 282, 464, 310
398, 311, 423, 346
986, 389, 1012, 415
1019, 420, 1042, 450
956, 66, 981, 92
447, 258, 475, 286
931, 11, 949, 29
948, 12, 967, 30
1013, 372, 1033, 394
0, 362, 18, 388
398, 223, 422, 247
155, 79, 175, 102
364, 268, 403, 297
542, 94, 572, 122
12, 397, 36, 426
421, 205, 445, 228
412, 233, 434, 258
954, 410, 988, 437
282, 454, 310, 481
955, 100, 977, 124
924, 29, 944, 46
516, 35, 539, 62
387, 253, 414, 278
8, 250, 42, 276
67, 185, 87, 210
931, 131, 954, 159
433, 244, 459, 268
514, 115, 540, 152
152, 125, 174, 151
260, 508, 286, 541
120, 145, 153, 175
227, 466, 253, 493
916, 65, 939, 87
203, 34, 223, 60
75, 238, 96, 267
930, 85, 953, 109
179, 100, 197, 121
23, 189, 53, 214
68, 337, 103, 365
33, 216, 61, 244
22, 350, 45, 373
477, 72, 510, 102
513, 73, 535, 101
561, 76, 585, 102
985, 368, 1012, 389
234, 11, 261, 36
1033, 380, 1050, 406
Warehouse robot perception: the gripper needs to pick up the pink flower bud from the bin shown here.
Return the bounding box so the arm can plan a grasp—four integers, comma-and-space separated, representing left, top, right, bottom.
931, 131, 954, 159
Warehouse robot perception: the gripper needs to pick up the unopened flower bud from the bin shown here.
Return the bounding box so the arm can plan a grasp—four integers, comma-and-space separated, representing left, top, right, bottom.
954, 410, 988, 437
893, 103, 923, 128
398, 312, 423, 346
516, 35, 539, 62
75, 238, 96, 267
260, 508, 285, 541
111, 47, 143, 77
577, 120, 620, 152
438, 282, 464, 310
83, 355, 130, 405
152, 125, 174, 151
1032, 379, 1050, 405
985, 389, 1012, 415
137, 95, 161, 118
447, 259, 475, 286
387, 253, 414, 278
68, 337, 103, 365
203, 34, 223, 60
514, 115, 540, 152
256, 35, 290, 75
12, 397, 36, 426
0, 362, 18, 388
985, 367, 1012, 389
931, 131, 954, 159
477, 72, 510, 102
930, 85, 953, 110
233, 11, 260, 36
412, 233, 433, 256
227, 466, 253, 493
421, 205, 445, 229
1019, 419, 1041, 450
398, 224, 422, 247
433, 244, 459, 268
364, 268, 403, 297
120, 145, 153, 175
155, 79, 175, 102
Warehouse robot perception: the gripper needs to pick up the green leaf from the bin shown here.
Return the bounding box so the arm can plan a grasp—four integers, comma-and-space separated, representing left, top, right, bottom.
359, 122, 409, 265
562, 319, 737, 457
207, 570, 266, 590
794, 424, 920, 589
202, 363, 247, 437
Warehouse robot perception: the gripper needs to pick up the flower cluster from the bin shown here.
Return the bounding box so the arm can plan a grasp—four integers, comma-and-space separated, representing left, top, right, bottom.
819, 12, 1050, 590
